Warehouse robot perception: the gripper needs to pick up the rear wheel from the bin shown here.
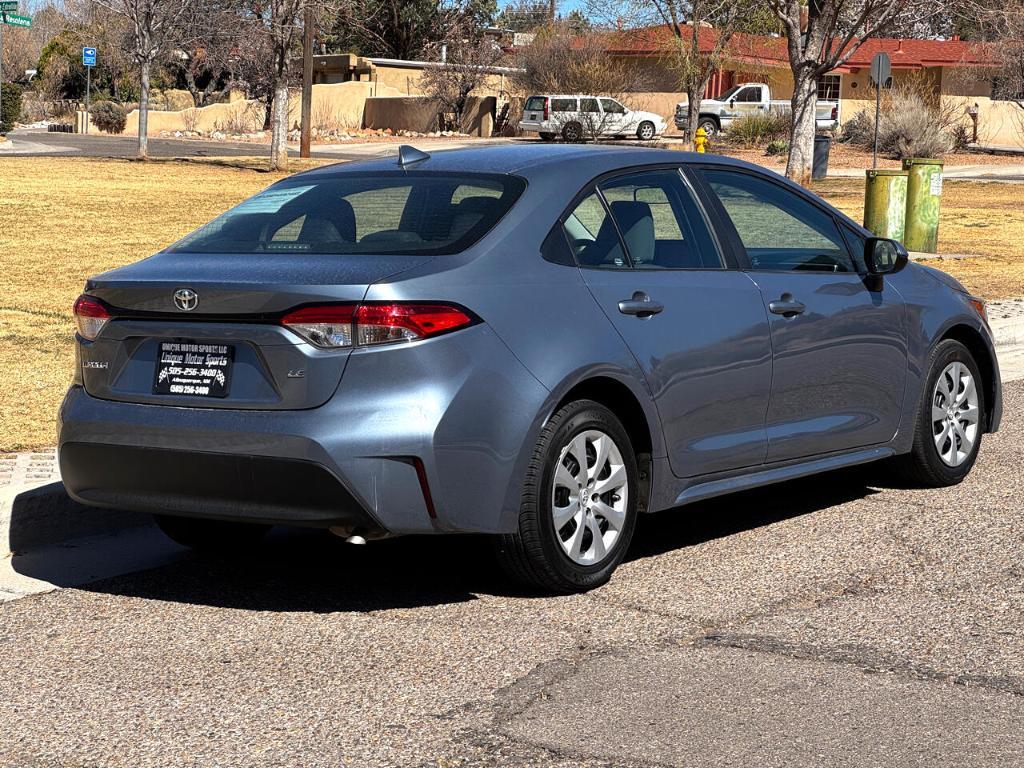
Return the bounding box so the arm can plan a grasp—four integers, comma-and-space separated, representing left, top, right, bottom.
561, 121, 583, 142
155, 515, 271, 552
636, 121, 657, 141
891, 339, 985, 487
495, 400, 638, 593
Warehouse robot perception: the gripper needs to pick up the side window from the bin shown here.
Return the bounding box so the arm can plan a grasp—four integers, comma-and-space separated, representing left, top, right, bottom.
701, 169, 854, 273
551, 98, 577, 112
599, 170, 722, 269
735, 87, 761, 103
562, 192, 628, 269
600, 98, 626, 114
580, 98, 600, 113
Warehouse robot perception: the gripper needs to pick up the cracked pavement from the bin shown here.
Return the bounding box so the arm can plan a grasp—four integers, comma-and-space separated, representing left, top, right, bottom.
1, 383, 1021, 767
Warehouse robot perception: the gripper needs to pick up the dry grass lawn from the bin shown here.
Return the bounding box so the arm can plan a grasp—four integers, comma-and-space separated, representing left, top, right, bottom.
0, 156, 1021, 453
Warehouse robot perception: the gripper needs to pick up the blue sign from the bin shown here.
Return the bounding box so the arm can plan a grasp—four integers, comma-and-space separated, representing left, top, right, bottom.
82, 47, 97, 67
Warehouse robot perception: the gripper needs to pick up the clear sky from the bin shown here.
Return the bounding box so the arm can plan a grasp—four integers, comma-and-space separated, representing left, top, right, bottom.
498, 0, 590, 15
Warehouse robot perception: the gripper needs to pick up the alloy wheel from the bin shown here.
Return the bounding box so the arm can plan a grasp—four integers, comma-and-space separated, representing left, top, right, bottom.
931, 361, 980, 467
550, 429, 629, 565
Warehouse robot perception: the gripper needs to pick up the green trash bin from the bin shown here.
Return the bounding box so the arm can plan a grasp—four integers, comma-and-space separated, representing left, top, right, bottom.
903, 157, 944, 253
863, 169, 908, 242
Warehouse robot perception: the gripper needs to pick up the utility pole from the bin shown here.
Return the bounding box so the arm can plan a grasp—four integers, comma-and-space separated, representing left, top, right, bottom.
300, 3, 313, 159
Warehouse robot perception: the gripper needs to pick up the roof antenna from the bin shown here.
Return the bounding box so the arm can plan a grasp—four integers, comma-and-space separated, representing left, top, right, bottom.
397, 145, 430, 166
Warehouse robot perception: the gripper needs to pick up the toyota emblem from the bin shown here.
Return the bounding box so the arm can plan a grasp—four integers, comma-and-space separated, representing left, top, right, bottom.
173, 288, 199, 311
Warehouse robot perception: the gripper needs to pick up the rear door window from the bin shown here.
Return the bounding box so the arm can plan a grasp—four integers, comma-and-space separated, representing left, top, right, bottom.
551, 98, 578, 112
599, 170, 721, 269
169, 173, 525, 256
563, 192, 628, 269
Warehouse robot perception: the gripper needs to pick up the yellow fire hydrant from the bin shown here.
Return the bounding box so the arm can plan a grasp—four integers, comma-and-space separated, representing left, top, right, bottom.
694, 127, 709, 153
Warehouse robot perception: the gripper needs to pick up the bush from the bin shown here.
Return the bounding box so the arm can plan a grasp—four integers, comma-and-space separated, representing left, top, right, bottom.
728, 111, 790, 147
89, 101, 127, 134
765, 138, 789, 156
1, 82, 23, 134
841, 93, 956, 159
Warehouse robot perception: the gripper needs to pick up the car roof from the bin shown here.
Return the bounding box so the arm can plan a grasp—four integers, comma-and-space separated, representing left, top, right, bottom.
294, 143, 754, 180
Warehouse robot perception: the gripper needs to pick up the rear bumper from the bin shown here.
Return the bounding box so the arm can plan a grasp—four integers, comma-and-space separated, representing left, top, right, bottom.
58, 324, 551, 535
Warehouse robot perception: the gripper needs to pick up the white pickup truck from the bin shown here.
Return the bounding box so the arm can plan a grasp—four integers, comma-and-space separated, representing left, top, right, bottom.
674, 82, 838, 135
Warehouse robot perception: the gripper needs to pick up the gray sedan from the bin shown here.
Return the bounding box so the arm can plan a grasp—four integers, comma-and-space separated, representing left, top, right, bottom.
59, 144, 1002, 593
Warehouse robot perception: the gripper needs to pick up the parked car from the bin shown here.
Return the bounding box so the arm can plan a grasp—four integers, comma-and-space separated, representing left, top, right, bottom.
675, 82, 839, 135
519, 95, 667, 142
60, 144, 1001, 593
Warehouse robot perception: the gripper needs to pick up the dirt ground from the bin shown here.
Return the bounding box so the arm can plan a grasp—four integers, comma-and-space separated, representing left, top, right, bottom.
718, 141, 1024, 170
1, 155, 1021, 453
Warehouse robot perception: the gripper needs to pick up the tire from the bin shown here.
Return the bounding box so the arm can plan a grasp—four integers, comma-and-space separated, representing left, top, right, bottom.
698, 117, 719, 136
636, 120, 656, 141
891, 339, 985, 487
561, 121, 583, 142
495, 400, 639, 593
538, 132, 555, 141
155, 514, 271, 552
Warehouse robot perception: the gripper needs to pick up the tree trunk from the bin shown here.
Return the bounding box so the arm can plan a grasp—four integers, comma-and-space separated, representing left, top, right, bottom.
685, 83, 703, 146
786, 67, 818, 186
138, 59, 151, 160
269, 80, 290, 171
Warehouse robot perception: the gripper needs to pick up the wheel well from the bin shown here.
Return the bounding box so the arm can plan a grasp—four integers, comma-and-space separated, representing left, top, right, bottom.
555, 377, 654, 511
698, 114, 720, 128
941, 324, 997, 430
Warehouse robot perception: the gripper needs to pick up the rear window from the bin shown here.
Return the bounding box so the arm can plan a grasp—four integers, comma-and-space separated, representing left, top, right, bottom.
168, 172, 526, 256
525, 96, 546, 111
551, 98, 577, 112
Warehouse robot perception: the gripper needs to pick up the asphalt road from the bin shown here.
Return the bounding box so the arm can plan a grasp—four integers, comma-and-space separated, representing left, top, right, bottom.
1, 383, 1021, 767
2, 128, 376, 161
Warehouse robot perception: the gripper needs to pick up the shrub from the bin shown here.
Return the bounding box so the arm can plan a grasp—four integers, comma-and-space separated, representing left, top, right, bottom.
765, 138, 789, 156
89, 101, 127, 134
949, 122, 971, 151
1, 82, 23, 134
728, 111, 790, 147
841, 93, 956, 159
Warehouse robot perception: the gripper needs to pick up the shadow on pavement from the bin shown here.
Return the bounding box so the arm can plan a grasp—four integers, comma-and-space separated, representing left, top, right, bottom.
56, 465, 882, 612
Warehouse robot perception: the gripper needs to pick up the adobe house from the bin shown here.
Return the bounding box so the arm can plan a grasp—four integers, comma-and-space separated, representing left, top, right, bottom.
599, 25, 1020, 148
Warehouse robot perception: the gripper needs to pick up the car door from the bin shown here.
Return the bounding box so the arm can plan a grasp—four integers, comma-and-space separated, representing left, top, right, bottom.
726, 85, 765, 120
599, 98, 629, 134
695, 167, 908, 463
562, 167, 773, 478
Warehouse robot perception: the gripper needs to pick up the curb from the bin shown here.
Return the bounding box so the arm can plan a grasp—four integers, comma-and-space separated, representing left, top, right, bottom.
1, 481, 148, 559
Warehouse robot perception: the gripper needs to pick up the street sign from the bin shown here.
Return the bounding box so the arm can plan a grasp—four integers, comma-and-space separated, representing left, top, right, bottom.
870, 52, 892, 89
0, 2, 19, 12
82, 47, 97, 67
1, 12, 31, 27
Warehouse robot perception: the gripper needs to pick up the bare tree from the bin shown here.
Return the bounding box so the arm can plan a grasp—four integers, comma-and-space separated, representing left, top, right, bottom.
971, 1, 1024, 128
418, 17, 507, 132
91, 0, 197, 158
647, 0, 774, 144
765, 0, 933, 185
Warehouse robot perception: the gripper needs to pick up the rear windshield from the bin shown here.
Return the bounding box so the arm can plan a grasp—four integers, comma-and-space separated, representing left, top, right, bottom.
525, 96, 546, 111
168, 172, 526, 256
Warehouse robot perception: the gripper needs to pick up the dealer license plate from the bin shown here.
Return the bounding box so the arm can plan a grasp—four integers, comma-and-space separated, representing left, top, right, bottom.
153, 340, 234, 398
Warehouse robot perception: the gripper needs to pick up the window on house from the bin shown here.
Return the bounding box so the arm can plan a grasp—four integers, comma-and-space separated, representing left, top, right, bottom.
818, 75, 840, 101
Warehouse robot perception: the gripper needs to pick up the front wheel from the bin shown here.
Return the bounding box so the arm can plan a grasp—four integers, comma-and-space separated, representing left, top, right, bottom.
155, 515, 271, 552
891, 339, 985, 487
636, 121, 657, 141
495, 400, 638, 593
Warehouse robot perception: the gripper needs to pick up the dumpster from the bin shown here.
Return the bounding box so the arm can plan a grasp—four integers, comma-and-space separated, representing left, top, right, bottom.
812, 135, 831, 181
863, 169, 908, 241
902, 157, 943, 253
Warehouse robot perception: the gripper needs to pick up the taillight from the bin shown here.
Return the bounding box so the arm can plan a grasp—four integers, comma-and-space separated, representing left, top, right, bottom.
543, 98, 549, 120
73, 295, 111, 340
280, 305, 356, 348
831, 105, 838, 120
280, 303, 475, 349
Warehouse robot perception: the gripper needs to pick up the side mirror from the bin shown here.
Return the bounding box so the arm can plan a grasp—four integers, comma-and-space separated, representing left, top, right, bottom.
864, 237, 908, 276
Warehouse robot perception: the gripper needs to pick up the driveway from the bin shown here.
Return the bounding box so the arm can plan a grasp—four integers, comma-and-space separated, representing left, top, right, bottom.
0, 380, 1021, 766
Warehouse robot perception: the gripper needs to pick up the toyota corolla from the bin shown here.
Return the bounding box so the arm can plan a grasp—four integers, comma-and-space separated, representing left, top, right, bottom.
59, 144, 1002, 593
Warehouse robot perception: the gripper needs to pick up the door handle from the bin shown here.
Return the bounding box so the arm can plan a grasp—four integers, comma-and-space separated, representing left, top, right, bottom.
618, 291, 664, 318
768, 294, 806, 318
